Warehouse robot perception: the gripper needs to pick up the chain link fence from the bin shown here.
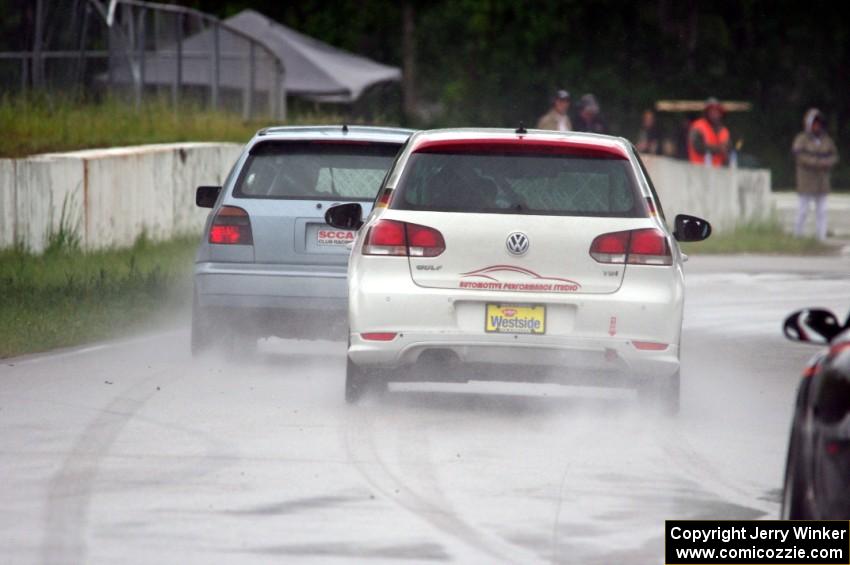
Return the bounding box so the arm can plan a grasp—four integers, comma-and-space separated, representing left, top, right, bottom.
0, 0, 285, 120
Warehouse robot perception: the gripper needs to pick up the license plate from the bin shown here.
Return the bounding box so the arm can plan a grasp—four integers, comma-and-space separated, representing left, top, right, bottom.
485, 304, 546, 335
316, 227, 355, 247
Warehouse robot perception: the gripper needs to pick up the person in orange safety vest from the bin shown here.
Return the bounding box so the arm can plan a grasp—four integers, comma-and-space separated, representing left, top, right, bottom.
688, 98, 731, 167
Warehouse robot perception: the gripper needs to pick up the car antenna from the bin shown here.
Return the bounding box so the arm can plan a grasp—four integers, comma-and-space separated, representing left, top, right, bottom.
342, 124, 349, 134
515, 122, 527, 135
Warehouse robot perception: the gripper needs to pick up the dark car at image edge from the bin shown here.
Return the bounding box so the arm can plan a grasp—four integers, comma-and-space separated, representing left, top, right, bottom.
781, 307, 850, 519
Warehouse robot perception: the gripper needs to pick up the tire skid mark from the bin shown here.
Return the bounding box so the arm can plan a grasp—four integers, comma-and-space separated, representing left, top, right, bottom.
548, 414, 606, 565
342, 406, 530, 563
42, 370, 169, 564
397, 409, 542, 563
40, 366, 232, 564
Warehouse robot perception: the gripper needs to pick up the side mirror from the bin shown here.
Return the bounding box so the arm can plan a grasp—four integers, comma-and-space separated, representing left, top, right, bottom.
783, 309, 843, 344
325, 203, 363, 230
196, 186, 221, 208
673, 214, 712, 242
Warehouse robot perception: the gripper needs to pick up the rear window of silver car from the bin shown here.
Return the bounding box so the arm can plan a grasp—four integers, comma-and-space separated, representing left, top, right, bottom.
234, 141, 401, 200
394, 151, 645, 217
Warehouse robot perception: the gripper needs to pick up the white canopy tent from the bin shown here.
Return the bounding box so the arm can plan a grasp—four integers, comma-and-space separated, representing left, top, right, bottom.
225, 10, 401, 103
108, 8, 401, 118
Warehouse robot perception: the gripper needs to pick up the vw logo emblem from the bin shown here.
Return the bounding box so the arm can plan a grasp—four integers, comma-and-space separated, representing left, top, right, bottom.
506, 232, 529, 255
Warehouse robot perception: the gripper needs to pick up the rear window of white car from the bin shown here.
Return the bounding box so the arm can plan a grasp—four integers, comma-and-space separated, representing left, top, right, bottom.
394, 151, 645, 217
234, 141, 401, 200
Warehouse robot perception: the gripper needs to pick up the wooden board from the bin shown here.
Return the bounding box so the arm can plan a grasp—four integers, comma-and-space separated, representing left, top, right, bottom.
655, 100, 752, 112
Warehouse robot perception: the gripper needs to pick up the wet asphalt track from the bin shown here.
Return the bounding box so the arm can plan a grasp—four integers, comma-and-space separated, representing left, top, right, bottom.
1, 254, 848, 564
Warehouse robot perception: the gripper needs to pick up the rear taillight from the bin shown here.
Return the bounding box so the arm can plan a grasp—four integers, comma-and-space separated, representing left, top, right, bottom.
363, 219, 407, 255
362, 219, 445, 257
209, 206, 253, 245
589, 228, 671, 266
407, 223, 445, 257
589, 231, 629, 263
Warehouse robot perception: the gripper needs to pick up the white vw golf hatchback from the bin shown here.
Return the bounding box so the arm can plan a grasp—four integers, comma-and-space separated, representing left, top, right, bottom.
326, 128, 711, 411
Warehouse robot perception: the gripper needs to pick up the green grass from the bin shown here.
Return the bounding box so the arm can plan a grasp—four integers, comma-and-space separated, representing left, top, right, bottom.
0, 234, 199, 358
0, 96, 345, 158
680, 221, 833, 255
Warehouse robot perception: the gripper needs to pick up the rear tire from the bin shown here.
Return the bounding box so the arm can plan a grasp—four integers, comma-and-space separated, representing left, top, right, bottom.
224, 332, 258, 360
191, 292, 214, 356
639, 370, 680, 415
192, 292, 256, 359
345, 359, 386, 404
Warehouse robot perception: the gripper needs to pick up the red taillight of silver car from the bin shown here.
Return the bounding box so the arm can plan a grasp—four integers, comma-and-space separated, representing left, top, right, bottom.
362, 219, 445, 257
209, 206, 253, 245
589, 228, 671, 266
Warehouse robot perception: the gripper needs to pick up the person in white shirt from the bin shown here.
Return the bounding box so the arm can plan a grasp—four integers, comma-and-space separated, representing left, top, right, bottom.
537, 89, 572, 132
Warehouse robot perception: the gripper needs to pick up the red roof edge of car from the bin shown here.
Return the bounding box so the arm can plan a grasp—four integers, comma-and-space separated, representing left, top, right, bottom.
412, 137, 629, 160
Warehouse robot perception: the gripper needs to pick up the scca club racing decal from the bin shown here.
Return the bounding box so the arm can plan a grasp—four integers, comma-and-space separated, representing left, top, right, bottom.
317, 229, 355, 246
459, 265, 581, 293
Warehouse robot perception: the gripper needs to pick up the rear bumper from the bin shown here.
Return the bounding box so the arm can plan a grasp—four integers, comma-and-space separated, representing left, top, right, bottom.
194, 261, 347, 310
349, 333, 679, 382
348, 258, 684, 382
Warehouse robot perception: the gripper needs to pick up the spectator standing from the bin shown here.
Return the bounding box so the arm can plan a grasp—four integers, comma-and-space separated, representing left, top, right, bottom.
674, 114, 696, 160
537, 89, 572, 132
687, 98, 730, 166
573, 94, 608, 134
793, 108, 839, 241
636, 109, 662, 154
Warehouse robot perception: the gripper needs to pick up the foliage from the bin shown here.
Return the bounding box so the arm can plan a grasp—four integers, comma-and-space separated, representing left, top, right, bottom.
0, 235, 199, 357
185, 0, 850, 188
0, 95, 348, 158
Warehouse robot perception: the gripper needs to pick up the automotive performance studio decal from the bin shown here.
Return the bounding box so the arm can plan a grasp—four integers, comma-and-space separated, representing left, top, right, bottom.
459, 265, 581, 293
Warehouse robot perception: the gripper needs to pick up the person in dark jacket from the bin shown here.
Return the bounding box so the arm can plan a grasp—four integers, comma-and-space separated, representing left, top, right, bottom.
793, 108, 839, 241
573, 94, 608, 134
636, 109, 662, 154
672, 114, 697, 160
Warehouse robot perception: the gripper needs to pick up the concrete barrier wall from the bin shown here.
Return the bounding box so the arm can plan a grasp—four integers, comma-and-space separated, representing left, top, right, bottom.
14, 156, 85, 253
0, 144, 773, 253
641, 154, 773, 232
0, 143, 242, 252
0, 160, 15, 247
